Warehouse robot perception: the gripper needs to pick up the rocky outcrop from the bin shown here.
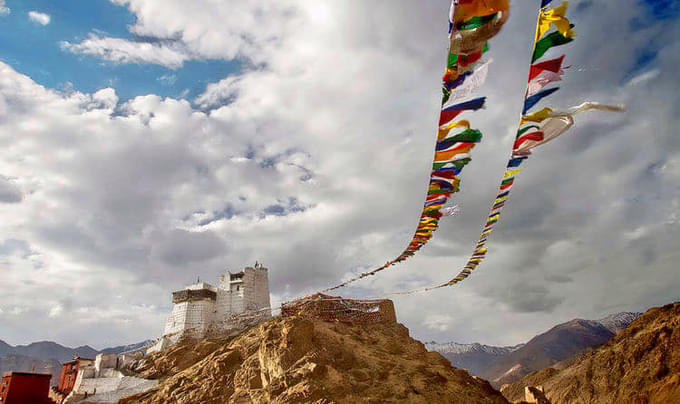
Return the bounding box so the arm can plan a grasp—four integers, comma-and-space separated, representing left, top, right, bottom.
502, 302, 680, 404
120, 317, 509, 403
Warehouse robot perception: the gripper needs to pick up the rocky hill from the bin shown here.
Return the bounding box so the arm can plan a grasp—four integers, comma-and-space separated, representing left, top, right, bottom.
120, 317, 509, 403
502, 302, 680, 404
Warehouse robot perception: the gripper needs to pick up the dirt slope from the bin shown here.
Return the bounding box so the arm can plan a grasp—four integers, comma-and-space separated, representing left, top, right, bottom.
502, 302, 680, 404
120, 317, 509, 403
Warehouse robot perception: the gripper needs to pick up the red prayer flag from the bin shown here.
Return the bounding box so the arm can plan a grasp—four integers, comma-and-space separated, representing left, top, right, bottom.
514, 131, 544, 150
528, 54, 565, 81
500, 180, 514, 190
439, 109, 464, 126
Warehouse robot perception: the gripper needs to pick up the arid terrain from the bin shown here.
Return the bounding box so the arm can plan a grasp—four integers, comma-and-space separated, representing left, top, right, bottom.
120, 317, 509, 404
502, 302, 680, 404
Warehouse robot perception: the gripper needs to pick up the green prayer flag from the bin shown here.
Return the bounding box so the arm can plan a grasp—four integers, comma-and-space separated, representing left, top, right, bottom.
433, 157, 472, 171
441, 129, 483, 144
457, 14, 497, 30
517, 125, 541, 137
442, 86, 451, 104
427, 189, 453, 195
448, 53, 458, 68
532, 27, 574, 62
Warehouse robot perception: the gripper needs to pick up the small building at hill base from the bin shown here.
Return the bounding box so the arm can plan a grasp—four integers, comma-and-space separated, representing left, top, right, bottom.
55, 356, 94, 397
1, 371, 54, 404
52, 352, 157, 404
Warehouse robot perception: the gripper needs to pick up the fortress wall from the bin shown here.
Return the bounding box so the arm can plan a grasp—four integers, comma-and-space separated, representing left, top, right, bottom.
163, 299, 215, 335
253, 267, 271, 310
242, 267, 270, 311
215, 288, 232, 320
164, 302, 189, 335
231, 288, 245, 315
242, 268, 256, 311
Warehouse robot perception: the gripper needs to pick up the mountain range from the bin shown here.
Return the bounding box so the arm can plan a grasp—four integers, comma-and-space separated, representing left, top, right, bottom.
427, 311, 641, 386
424, 341, 524, 376
0, 338, 155, 385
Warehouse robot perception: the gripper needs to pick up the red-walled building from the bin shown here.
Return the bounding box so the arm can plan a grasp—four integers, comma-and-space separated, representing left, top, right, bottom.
55, 356, 94, 396
0, 371, 54, 404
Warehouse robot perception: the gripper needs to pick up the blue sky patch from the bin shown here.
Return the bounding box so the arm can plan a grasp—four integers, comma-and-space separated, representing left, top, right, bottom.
0, 0, 239, 103
639, 0, 680, 21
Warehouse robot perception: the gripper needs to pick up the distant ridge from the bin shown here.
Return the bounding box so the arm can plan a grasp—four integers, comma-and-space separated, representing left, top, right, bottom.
0, 337, 153, 385
424, 342, 524, 377
100, 340, 156, 354
0, 338, 155, 362
427, 311, 641, 382
1, 340, 99, 363
424, 342, 524, 356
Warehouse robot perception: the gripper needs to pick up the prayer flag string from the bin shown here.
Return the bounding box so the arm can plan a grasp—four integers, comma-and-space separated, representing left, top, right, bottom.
377, 1, 624, 296
317, 0, 510, 294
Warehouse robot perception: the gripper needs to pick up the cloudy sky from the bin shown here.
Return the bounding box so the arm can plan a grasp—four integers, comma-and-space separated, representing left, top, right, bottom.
1, 0, 678, 349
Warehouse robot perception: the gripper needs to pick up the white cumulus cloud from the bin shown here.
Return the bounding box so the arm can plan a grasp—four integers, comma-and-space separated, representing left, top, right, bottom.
28, 10, 50, 25
0, 0, 9, 15
61, 35, 191, 69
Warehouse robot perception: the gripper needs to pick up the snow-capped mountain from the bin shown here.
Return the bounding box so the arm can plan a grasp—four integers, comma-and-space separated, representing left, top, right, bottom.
596, 312, 641, 333
427, 311, 642, 379
100, 339, 156, 354
424, 341, 524, 356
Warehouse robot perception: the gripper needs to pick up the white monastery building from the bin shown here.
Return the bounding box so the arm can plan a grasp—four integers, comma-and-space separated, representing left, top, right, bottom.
162, 262, 271, 338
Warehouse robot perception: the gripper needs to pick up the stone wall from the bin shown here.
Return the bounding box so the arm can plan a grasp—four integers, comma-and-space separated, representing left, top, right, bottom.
281, 293, 397, 324
95, 354, 117, 377
172, 288, 217, 303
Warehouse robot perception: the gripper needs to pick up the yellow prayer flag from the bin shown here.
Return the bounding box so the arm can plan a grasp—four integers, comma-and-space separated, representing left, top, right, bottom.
437, 120, 470, 141
435, 144, 476, 161
521, 107, 554, 124
503, 169, 521, 179
538, 2, 574, 39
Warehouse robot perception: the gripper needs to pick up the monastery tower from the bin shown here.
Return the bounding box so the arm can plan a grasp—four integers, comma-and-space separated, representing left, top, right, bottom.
163, 263, 271, 338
